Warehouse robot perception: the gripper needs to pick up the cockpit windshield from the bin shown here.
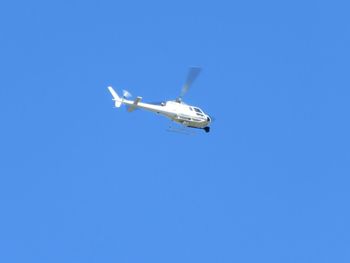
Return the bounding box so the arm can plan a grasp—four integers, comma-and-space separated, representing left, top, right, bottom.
194, 108, 203, 113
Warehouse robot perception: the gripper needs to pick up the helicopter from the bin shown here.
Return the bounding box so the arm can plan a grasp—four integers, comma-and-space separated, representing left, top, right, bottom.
108, 67, 212, 133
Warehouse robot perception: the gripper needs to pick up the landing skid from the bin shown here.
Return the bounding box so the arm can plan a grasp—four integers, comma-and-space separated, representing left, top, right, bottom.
166, 124, 210, 134
166, 126, 196, 135
187, 126, 210, 133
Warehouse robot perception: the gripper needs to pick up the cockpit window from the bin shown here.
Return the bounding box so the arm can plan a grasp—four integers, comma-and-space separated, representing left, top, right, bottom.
194, 108, 202, 113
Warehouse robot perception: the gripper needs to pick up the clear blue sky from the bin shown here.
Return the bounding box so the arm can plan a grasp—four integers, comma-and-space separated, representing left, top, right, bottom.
1, 1, 349, 262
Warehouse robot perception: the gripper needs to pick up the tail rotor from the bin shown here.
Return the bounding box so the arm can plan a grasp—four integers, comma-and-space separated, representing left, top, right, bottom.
122, 90, 132, 98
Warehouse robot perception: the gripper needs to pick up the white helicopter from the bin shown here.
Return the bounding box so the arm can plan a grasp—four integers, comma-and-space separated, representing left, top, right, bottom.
108, 67, 212, 133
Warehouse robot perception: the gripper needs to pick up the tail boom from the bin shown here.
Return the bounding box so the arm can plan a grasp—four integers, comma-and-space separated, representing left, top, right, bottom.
108, 86, 168, 115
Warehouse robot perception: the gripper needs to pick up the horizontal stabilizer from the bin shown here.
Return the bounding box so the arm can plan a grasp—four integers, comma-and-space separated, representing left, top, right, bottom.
127, 96, 142, 112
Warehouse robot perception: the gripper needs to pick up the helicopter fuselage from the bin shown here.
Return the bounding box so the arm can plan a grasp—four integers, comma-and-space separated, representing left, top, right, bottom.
120, 98, 211, 129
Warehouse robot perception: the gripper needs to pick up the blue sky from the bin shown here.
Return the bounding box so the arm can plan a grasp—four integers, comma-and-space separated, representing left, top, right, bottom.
1, 1, 349, 262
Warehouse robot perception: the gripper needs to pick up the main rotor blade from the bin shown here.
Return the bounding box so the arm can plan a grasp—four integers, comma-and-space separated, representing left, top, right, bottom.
178, 67, 202, 100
